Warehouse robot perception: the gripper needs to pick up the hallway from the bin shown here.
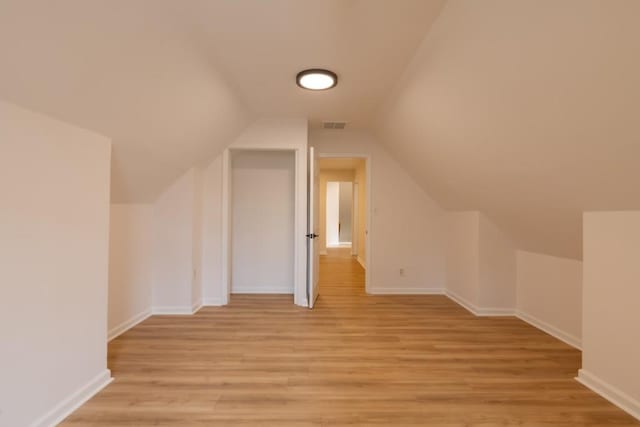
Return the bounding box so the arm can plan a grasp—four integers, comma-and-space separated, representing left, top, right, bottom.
61, 251, 637, 426
318, 247, 365, 298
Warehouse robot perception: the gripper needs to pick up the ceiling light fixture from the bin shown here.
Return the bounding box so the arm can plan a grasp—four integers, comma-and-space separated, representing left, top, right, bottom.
296, 69, 338, 90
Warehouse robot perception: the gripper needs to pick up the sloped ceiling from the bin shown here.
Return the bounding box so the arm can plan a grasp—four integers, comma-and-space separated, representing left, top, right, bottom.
2, 0, 639, 259
0, 0, 445, 202
0, 1, 254, 202
374, 0, 640, 259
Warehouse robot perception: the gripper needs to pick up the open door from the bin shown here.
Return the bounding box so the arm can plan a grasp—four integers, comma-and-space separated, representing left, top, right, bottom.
306, 146, 320, 307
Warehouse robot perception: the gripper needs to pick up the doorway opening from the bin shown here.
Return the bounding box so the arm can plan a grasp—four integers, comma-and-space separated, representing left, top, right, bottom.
221, 146, 308, 307
230, 150, 295, 295
317, 157, 368, 297
325, 181, 353, 248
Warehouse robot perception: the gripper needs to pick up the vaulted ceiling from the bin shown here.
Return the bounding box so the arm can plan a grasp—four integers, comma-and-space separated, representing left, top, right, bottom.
1, 0, 639, 259
374, 0, 640, 259
0, 0, 444, 202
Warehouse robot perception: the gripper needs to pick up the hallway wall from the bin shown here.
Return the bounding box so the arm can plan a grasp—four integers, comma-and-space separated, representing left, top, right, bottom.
318, 169, 355, 253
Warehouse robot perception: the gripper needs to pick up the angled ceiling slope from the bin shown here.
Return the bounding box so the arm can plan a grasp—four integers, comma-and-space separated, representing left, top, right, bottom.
0, 0, 252, 202
374, 0, 640, 259
0, 0, 445, 202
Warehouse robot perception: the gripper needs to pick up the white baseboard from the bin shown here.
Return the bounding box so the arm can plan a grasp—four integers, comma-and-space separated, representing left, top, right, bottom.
319, 250, 328, 256
445, 290, 515, 316
231, 287, 294, 294
30, 369, 112, 427
444, 289, 479, 314
576, 369, 640, 421
152, 306, 194, 315
108, 309, 152, 341
368, 287, 445, 295
476, 307, 516, 316
516, 310, 581, 349
356, 255, 366, 269
203, 297, 223, 306
191, 300, 203, 314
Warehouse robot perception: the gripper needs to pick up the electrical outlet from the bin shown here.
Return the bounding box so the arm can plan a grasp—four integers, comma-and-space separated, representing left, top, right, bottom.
399, 268, 405, 277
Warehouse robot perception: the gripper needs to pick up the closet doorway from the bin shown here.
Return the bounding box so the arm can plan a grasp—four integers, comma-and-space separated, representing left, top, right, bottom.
221, 146, 308, 307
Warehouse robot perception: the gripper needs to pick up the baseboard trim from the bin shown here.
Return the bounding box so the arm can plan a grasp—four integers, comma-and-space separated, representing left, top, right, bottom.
476, 307, 516, 316
368, 287, 445, 295
516, 310, 582, 349
576, 369, 640, 421
356, 256, 366, 269
108, 309, 152, 341
444, 290, 479, 315
203, 297, 223, 306
231, 288, 294, 294
30, 369, 112, 427
191, 300, 203, 314
152, 306, 194, 315
445, 290, 515, 316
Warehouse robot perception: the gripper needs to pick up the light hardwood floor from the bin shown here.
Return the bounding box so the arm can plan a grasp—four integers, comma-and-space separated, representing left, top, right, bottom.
62, 248, 638, 426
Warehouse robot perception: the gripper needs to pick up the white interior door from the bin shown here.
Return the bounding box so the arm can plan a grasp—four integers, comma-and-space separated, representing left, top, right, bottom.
307, 146, 320, 307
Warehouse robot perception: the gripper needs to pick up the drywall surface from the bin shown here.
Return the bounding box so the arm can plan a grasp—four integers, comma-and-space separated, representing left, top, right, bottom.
108, 204, 153, 338
318, 169, 356, 253
152, 168, 201, 312
446, 212, 480, 305
326, 181, 340, 246
310, 129, 447, 292
0, 100, 111, 426
338, 181, 353, 242
376, 0, 640, 259
201, 156, 224, 304
446, 211, 516, 314
478, 213, 516, 309
516, 250, 582, 347
231, 150, 295, 293
580, 211, 640, 419
355, 161, 367, 263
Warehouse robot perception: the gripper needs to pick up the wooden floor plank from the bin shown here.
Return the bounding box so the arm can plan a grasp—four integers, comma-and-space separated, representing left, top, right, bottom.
61, 248, 638, 426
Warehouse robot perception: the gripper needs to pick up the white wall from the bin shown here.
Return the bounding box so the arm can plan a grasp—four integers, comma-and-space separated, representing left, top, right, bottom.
231, 150, 295, 293
201, 156, 224, 305
445, 211, 516, 315
0, 100, 112, 427
152, 167, 202, 313
310, 129, 447, 293
108, 204, 153, 340
375, 0, 640, 260
325, 181, 340, 246
338, 181, 353, 242
446, 212, 480, 306
579, 211, 640, 420
355, 162, 367, 263
318, 169, 356, 254
478, 214, 516, 309
192, 170, 204, 307
516, 251, 582, 348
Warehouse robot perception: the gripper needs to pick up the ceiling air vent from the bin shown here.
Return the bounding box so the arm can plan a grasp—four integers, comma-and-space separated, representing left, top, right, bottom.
322, 121, 347, 130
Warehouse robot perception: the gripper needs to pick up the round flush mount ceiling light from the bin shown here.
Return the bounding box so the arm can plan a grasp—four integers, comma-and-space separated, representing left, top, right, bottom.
296, 69, 338, 90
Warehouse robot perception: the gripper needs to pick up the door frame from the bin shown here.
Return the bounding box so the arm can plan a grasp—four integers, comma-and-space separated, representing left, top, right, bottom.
317, 153, 372, 293
351, 182, 359, 257
221, 145, 308, 307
